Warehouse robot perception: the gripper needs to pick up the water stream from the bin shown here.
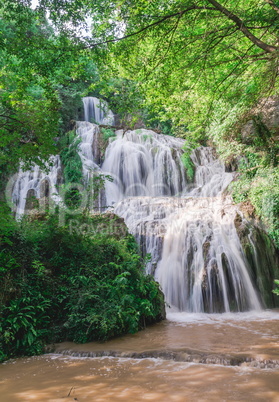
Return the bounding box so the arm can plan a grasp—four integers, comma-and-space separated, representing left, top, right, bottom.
1, 311, 279, 401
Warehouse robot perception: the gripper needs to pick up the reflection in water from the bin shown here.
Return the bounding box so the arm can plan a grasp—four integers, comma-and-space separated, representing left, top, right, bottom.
1, 312, 279, 401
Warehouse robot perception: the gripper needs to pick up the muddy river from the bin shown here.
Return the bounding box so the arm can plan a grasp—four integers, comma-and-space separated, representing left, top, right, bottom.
1, 310, 279, 401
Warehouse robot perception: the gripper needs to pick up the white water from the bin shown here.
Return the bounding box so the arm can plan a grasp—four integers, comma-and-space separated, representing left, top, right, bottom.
11, 156, 62, 218
102, 129, 187, 205
167, 309, 279, 325
10, 100, 271, 313
76, 121, 101, 180
189, 147, 233, 197
98, 129, 261, 312
83, 96, 114, 126
10, 98, 112, 216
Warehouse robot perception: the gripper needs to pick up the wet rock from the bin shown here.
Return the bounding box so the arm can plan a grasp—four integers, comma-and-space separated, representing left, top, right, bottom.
40, 179, 50, 198
241, 120, 257, 144
224, 156, 239, 172
234, 213, 279, 308
234, 212, 249, 240
257, 96, 279, 129
24, 189, 39, 212
238, 200, 256, 220
50, 346, 279, 369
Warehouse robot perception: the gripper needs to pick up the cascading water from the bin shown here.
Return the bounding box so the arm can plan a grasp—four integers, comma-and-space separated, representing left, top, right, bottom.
102, 129, 187, 206
9, 97, 114, 217
83, 97, 114, 126
189, 147, 233, 197
11, 156, 62, 218
6, 99, 279, 402
76, 121, 101, 180
108, 143, 262, 313
10, 99, 277, 312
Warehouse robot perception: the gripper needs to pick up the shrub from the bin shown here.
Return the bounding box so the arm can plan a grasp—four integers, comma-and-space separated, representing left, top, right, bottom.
0, 213, 165, 360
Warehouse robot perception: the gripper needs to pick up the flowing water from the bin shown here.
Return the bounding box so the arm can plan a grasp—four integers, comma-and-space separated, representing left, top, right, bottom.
9, 97, 114, 217
5, 97, 279, 400
1, 311, 279, 401
10, 155, 62, 219
83, 97, 114, 126
100, 127, 273, 313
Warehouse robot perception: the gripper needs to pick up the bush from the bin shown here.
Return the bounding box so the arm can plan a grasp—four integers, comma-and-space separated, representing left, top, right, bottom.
229, 164, 279, 248
0, 213, 165, 360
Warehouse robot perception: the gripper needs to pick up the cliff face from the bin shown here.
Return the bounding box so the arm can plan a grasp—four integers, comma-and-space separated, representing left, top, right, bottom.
241, 96, 279, 145
234, 207, 279, 308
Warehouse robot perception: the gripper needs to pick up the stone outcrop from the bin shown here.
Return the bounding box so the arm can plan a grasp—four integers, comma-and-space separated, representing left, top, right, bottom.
234, 210, 279, 308
241, 96, 279, 144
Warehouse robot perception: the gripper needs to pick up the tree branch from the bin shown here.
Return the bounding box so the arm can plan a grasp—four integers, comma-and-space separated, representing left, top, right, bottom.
206, 0, 278, 53
87, 6, 217, 48
0, 114, 21, 123
265, 0, 279, 15
146, 14, 183, 77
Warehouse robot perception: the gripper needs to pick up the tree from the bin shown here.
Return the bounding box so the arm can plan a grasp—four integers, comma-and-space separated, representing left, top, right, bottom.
3, 1, 278, 141
86, 0, 279, 132
0, 0, 98, 174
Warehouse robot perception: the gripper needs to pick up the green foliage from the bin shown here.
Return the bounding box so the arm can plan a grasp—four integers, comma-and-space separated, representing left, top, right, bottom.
59, 130, 113, 210
230, 164, 279, 247
0, 2, 100, 175
273, 280, 279, 296
206, 100, 279, 249
64, 188, 82, 210
84, 0, 279, 141
92, 77, 145, 127
100, 127, 116, 141
181, 153, 195, 182
181, 140, 199, 182
1, 0, 278, 166
60, 131, 83, 184
0, 214, 165, 359
1, 296, 51, 356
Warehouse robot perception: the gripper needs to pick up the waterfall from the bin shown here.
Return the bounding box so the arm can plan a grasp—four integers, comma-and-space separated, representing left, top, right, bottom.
82, 97, 114, 126
11, 156, 62, 218
76, 121, 101, 180
10, 99, 277, 313
10, 97, 114, 217
102, 129, 187, 206
114, 196, 263, 312
101, 132, 263, 312
189, 148, 234, 197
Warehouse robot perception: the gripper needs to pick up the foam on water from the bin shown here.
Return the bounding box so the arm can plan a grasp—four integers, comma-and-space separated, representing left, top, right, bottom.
167, 310, 279, 325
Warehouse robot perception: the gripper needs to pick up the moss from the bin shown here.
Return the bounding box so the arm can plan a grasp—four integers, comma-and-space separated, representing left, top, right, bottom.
234, 213, 279, 308
181, 153, 195, 182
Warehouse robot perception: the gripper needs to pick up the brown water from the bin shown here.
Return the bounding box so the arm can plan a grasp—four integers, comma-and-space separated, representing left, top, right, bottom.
1, 311, 279, 401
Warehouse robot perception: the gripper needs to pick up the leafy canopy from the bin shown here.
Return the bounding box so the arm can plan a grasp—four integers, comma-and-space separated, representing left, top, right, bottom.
0, 0, 99, 173
32, 0, 279, 133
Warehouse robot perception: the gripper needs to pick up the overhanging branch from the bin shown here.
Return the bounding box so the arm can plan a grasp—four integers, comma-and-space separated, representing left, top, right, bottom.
87, 5, 217, 48
206, 0, 278, 53
265, 0, 279, 15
